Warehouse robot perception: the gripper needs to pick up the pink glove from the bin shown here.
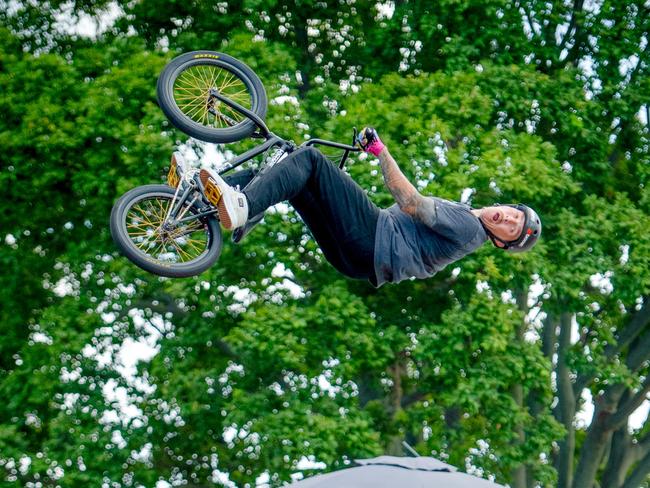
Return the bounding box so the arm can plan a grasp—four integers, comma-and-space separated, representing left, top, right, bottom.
357, 127, 385, 156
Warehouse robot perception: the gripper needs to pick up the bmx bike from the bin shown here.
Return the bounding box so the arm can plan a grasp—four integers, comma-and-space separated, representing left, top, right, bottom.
110, 51, 360, 278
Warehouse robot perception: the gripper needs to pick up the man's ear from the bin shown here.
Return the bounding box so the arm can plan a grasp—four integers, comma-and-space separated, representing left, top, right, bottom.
492, 238, 506, 248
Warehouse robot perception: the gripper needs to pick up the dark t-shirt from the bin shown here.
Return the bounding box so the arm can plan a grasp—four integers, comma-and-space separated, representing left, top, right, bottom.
372, 197, 487, 287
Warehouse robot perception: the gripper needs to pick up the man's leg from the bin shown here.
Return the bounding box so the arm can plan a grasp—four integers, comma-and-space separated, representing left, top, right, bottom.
242, 147, 379, 279
223, 168, 257, 188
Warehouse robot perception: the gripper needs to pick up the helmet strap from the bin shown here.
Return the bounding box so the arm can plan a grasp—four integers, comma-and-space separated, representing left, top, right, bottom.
478, 220, 510, 249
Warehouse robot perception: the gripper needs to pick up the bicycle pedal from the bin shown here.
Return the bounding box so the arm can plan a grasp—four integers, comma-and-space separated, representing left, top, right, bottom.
199, 170, 223, 206
167, 156, 180, 188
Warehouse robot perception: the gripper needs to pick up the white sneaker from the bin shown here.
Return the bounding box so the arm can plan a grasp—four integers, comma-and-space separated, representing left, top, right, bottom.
199, 168, 248, 230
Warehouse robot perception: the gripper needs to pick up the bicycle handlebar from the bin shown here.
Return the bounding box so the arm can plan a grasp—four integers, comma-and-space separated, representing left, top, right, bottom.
210, 89, 362, 170
303, 139, 360, 152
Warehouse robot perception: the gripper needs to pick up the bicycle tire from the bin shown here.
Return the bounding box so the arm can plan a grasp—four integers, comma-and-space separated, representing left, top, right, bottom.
110, 184, 222, 278
157, 51, 267, 143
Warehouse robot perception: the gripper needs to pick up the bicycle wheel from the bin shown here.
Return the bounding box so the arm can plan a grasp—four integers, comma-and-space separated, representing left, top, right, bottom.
110, 184, 222, 277
157, 51, 267, 143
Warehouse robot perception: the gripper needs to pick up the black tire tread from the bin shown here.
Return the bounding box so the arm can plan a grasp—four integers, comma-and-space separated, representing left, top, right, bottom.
156, 51, 267, 143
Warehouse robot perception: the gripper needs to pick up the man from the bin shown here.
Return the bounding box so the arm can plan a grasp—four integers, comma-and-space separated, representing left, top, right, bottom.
198, 127, 541, 287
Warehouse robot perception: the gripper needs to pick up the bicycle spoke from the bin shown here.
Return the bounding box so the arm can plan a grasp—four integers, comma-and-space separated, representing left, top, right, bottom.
184, 238, 206, 255
219, 72, 238, 91
126, 229, 152, 236
151, 243, 169, 261
174, 84, 204, 94
185, 102, 208, 121
129, 207, 156, 228
196, 66, 214, 90
222, 87, 249, 99
135, 235, 157, 250
125, 194, 210, 265
183, 68, 207, 90
170, 225, 203, 241
208, 66, 219, 93
126, 221, 154, 231
174, 63, 252, 129
175, 71, 201, 87
170, 239, 193, 261
155, 199, 169, 221
139, 202, 159, 228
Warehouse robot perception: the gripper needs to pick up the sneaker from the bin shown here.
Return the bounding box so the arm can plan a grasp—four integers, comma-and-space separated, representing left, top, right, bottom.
232, 211, 264, 244
199, 168, 249, 230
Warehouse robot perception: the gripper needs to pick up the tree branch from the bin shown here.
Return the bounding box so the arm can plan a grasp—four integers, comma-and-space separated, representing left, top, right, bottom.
606, 376, 650, 430
609, 298, 650, 357
521, 3, 541, 38
627, 330, 650, 372
621, 41, 649, 90
556, 0, 585, 56
638, 428, 650, 458
541, 314, 557, 359
401, 390, 426, 409
562, 9, 590, 66
621, 448, 650, 488
574, 298, 650, 394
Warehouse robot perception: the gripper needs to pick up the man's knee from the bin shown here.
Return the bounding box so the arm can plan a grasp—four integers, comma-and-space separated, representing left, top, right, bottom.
293, 146, 321, 164
303, 146, 321, 159
304, 146, 331, 171
288, 146, 326, 174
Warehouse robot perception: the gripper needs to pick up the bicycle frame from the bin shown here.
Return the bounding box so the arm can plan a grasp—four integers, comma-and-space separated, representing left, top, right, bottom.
208, 88, 360, 174
166, 89, 361, 224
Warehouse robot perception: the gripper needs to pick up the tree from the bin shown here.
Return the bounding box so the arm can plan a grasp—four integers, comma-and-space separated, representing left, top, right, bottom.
1, 1, 649, 487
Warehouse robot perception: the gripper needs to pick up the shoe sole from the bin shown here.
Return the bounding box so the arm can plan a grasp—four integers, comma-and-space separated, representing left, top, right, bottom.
199, 169, 232, 229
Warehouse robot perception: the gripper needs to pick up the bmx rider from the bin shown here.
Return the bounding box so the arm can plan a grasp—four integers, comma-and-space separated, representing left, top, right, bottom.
198, 127, 541, 287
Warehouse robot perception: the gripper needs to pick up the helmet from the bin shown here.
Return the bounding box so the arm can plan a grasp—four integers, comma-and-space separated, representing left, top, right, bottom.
483, 204, 542, 253
502, 204, 541, 253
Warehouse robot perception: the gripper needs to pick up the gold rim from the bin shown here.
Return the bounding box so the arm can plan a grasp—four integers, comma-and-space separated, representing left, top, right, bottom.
125, 196, 209, 264
173, 63, 252, 129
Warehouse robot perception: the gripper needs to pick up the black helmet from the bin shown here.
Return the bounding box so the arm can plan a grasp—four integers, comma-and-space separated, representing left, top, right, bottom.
503, 204, 541, 252
484, 204, 542, 253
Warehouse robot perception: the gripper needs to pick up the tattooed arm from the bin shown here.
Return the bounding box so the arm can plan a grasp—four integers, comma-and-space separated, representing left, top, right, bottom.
358, 126, 437, 226
376, 147, 438, 227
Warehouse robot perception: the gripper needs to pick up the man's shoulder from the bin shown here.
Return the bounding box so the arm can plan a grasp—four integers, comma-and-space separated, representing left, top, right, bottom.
426, 196, 474, 218
427, 196, 467, 208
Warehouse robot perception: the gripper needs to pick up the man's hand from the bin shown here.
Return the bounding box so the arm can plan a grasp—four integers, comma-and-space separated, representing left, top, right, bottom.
356, 127, 386, 156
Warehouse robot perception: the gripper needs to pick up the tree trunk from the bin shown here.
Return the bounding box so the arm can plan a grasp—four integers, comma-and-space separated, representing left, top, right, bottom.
573, 317, 650, 487
601, 427, 634, 488
621, 448, 650, 488
511, 290, 529, 488
293, 20, 313, 99
511, 381, 527, 488
386, 359, 406, 455
556, 313, 576, 488
572, 386, 626, 488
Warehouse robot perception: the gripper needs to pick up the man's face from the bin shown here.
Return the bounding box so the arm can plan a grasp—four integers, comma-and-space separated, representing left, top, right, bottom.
480, 205, 525, 247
